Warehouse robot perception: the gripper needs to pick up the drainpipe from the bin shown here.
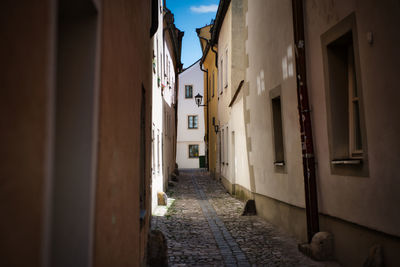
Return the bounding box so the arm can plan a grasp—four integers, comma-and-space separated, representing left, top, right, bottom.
210, 45, 218, 68
199, 62, 209, 171
291, 0, 320, 242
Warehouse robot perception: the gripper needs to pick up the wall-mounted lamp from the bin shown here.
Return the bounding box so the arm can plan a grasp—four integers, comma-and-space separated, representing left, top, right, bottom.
195, 93, 207, 107
212, 117, 219, 133
214, 124, 219, 134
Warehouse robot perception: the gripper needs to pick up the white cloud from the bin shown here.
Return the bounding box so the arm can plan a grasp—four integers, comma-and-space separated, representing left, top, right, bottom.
190, 4, 218, 13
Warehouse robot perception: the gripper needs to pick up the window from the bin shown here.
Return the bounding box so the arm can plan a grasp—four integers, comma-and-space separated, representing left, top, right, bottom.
322, 13, 368, 176
220, 58, 223, 94
152, 128, 155, 172
224, 48, 228, 88
185, 85, 193, 98
157, 130, 160, 172
221, 129, 224, 164
189, 144, 199, 158
271, 95, 285, 166
226, 127, 229, 166
156, 38, 159, 76
188, 115, 198, 129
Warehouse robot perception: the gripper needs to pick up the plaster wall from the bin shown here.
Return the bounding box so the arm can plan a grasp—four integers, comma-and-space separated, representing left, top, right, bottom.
94, 0, 152, 265
176, 142, 206, 169
177, 63, 205, 143
304, 0, 400, 237
203, 53, 219, 176
0, 2, 52, 265
177, 62, 205, 168
217, 4, 232, 129
151, 2, 165, 212
229, 97, 250, 189
217, 4, 232, 180
162, 25, 178, 192
225, 0, 249, 191
245, 0, 305, 207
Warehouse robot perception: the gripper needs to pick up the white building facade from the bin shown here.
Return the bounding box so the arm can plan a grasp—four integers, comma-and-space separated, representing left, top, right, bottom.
151, 2, 183, 212
176, 60, 205, 169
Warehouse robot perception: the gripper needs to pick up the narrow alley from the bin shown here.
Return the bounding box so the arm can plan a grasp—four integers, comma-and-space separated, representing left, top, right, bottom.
1, 0, 400, 266
153, 170, 327, 266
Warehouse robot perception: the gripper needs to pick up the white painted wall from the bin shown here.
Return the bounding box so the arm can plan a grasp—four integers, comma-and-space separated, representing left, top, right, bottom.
176, 142, 205, 169
177, 61, 205, 168
151, 1, 165, 212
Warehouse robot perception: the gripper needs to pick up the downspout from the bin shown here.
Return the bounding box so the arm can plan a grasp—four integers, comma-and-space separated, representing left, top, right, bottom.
199, 62, 209, 171
292, 0, 319, 242
211, 45, 218, 68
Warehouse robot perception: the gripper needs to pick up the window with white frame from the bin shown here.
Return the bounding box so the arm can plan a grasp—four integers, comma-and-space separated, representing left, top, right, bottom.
157, 130, 160, 172
221, 128, 224, 164
226, 126, 229, 166
188, 115, 198, 129
321, 13, 368, 176
220, 58, 223, 94
224, 48, 228, 88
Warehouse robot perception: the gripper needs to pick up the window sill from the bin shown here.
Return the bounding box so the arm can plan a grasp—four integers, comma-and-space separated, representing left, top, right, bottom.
274, 161, 285, 166
331, 159, 362, 165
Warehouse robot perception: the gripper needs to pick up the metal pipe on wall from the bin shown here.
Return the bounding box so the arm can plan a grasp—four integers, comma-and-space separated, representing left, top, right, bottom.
291, 0, 320, 242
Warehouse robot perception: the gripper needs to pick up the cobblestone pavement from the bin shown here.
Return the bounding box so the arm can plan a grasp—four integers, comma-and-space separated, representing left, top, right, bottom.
152, 170, 330, 266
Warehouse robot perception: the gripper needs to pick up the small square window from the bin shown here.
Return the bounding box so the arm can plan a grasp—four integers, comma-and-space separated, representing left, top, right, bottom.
188, 115, 198, 129
185, 85, 193, 98
189, 144, 199, 158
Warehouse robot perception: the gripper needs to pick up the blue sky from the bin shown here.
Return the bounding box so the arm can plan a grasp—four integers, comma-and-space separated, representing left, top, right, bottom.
166, 0, 219, 68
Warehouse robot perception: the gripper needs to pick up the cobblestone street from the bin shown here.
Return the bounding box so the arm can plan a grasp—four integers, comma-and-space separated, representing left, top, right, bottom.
152, 170, 332, 266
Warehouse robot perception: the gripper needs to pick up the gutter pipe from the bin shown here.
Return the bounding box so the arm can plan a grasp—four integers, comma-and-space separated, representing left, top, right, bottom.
199, 62, 210, 171
292, 0, 320, 242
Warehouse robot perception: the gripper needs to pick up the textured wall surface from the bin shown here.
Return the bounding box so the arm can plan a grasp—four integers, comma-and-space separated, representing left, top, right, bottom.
94, 0, 152, 265
0, 1, 52, 266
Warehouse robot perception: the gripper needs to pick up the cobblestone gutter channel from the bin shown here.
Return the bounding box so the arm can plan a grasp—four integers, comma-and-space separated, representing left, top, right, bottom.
191, 175, 251, 266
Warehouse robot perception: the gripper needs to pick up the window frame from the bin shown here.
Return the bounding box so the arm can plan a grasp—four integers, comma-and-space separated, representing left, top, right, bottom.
224, 47, 228, 88
321, 13, 368, 176
185, 84, 193, 98
187, 115, 198, 129
270, 86, 286, 173
220, 57, 223, 95
188, 144, 199, 158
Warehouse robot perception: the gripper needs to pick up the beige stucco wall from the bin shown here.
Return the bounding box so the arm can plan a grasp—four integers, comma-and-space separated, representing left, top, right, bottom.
217, 0, 251, 193
304, 0, 400, 237
229, 96, 251, 190
217, 4, 232, 131
245, 0, 305, 208
201, 46, 219, 176
94, 0, 152, 265
0, 2, 53, 265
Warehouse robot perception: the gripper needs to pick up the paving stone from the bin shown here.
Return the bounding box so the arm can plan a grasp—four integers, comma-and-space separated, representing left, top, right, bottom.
152, 170, 331, 266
